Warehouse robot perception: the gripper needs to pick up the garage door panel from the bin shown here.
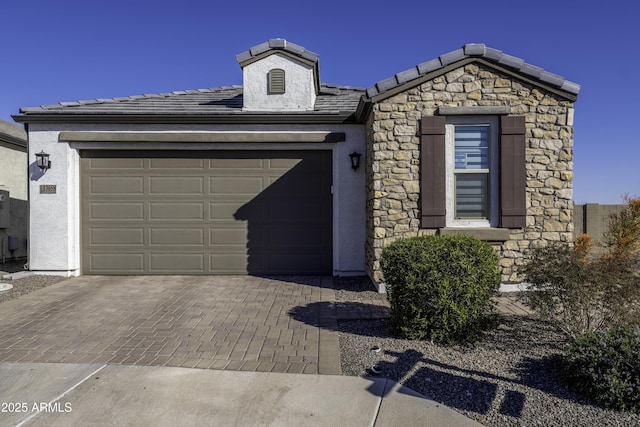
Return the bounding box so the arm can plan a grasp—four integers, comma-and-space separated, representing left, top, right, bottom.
90, 203, 144, 220
90, 176, 144, 195
269, 158, 303, 169
149, 202, 204, 220
208, 158, 264, 169
210, 177, 264, 194
150, 253, 204, 272
149, 177, 204, 195
89, 158, 145, 169
90, 228, 145, 246
209, 157, 266, 169
90, 253, 145, 273
210, 228, 247, 245
210, 202, 244, 220
210, 254, 251, 272
150, 228, 204, 246
82, 150, 332, 275
149, 158, 205, 169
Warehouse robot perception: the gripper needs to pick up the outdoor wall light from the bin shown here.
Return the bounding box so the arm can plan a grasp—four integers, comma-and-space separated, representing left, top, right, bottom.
349, 151, 361, 171
35, 150, 51, 172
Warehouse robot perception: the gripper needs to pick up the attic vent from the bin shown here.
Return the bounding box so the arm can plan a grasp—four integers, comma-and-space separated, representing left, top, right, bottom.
268, 69, 285, 94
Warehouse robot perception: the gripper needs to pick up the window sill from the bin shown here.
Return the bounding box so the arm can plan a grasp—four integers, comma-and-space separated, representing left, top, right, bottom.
438, 227, 510, 242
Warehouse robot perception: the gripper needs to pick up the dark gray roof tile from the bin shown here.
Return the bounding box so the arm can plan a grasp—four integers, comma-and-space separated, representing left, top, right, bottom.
497, 53, 525, 70
366, 86, 380, 98
519, 63, 544, 79
417, 58, 442, 74
463, 43, 486, 56
235, 51, 252, 64
561, 80, 582, 94
539, 71, 566, 87
395, 67, 420, 84
484, 47, 503, 61
269, 39, 286, 49
439, 48, 465, 65
249, 41, 270, 56
376, 76, 399, 93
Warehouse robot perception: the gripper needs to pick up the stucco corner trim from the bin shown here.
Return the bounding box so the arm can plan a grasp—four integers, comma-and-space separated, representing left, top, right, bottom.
438, 227, 510, 242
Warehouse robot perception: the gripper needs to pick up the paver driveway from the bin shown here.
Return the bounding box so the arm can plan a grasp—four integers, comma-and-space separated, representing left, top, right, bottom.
0, 276, 341, 375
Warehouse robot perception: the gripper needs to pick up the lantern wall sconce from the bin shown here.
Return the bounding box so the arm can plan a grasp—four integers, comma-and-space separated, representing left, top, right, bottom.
349, 151, 361, 171
35, 151, 51, 172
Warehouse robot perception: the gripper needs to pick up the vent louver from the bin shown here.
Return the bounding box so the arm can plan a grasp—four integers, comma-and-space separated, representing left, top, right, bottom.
268, 69, 285, 94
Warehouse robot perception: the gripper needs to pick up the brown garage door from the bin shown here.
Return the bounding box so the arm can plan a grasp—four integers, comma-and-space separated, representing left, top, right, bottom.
81, 150, 332, 275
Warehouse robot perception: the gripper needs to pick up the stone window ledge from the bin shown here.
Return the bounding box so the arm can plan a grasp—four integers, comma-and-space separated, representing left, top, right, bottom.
438, 227, 510, 242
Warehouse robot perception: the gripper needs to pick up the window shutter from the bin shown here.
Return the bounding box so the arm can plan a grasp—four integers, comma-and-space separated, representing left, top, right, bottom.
421, 116, 446, 228
500, 116, 526, 228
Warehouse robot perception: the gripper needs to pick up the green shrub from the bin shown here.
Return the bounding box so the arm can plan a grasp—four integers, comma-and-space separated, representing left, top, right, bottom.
563, 327, 640, 412
380, 234, 501, 344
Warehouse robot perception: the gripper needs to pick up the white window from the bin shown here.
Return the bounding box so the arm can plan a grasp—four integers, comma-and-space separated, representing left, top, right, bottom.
445, 116, 499, 227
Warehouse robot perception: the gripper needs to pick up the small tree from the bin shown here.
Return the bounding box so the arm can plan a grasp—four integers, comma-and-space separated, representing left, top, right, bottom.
602, 195, 640, 265
520, 197, 640, 339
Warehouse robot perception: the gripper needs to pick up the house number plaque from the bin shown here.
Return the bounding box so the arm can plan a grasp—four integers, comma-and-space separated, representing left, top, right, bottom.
40, 185, 57, 194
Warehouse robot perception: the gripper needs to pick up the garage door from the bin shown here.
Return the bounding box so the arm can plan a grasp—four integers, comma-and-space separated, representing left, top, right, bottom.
81, 150, 332, 275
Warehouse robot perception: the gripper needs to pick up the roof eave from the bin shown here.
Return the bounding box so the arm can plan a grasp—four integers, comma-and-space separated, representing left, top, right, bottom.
12, 112, 360, 125
0, 132, 27, 149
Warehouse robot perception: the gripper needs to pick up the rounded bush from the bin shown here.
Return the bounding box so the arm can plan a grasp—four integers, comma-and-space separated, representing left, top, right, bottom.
380, 234, 501, 344
563, 327, 640, 413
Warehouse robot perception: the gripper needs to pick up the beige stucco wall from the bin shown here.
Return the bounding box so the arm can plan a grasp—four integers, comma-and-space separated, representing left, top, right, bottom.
365, 62, 576, 284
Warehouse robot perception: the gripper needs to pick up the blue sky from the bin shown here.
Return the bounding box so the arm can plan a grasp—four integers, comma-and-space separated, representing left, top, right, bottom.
2, 0, 638, 204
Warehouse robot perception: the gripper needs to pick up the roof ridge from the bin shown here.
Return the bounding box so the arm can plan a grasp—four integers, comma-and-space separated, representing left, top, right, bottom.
236, 39, 319, 65
366, 43, 580, 99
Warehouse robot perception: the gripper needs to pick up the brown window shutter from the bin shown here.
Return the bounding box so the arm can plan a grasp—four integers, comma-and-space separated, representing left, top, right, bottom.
421, 116, 446, 228
500, 116, 526, 228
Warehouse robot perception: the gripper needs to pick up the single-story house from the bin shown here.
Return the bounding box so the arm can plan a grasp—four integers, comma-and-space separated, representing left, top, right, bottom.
0, 119, 28, 261
13, 39, 580, 289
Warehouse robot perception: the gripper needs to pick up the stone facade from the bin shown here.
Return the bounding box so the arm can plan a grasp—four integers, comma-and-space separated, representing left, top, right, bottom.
365, 62, 576, 283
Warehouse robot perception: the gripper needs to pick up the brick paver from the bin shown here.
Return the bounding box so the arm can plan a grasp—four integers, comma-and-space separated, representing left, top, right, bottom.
0, 275, 341, 375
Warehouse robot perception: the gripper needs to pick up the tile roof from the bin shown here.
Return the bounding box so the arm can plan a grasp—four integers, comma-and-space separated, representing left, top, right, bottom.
18, 84, 365, 116
236, 39, 319, 66
365, 43, 581, 99
16, 42, 579, 123
0, 119, 26, 147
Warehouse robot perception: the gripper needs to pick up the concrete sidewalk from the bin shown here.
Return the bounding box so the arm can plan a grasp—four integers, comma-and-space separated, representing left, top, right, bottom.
0, 362, 481, 427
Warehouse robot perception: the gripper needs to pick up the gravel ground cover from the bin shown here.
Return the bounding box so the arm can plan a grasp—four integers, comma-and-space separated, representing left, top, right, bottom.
0, 260, 66, 305
334, 276, 640, 427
